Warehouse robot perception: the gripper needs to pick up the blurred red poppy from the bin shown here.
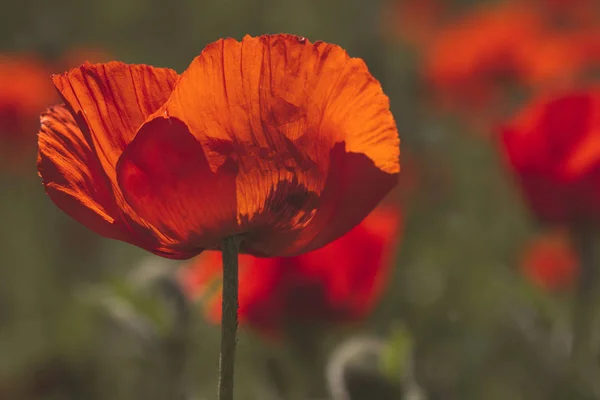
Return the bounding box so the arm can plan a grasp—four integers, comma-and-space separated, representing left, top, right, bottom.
521, 230, 578, 291
38, 34, 400, 259
0, 55, 56, 164
423, 2, 599, 123
424, 3, 544, 109
180, 206, 401, 333
522, 29, 600, 90
500, 88, 600, 225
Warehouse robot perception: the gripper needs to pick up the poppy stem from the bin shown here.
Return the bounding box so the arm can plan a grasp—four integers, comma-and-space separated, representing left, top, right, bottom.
569, 228, 600, 392
219, 236, 241, 400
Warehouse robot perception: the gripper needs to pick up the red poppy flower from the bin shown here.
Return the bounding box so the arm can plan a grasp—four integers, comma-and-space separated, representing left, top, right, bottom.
521, 230, 578, 291
423, 3, 545, 110
500, 88, 600, 225
0, 55, 56, 160
421, 1, 600, 128
521, 29, 600, 91
180, 206, 401, 333
38, 34, 400, 259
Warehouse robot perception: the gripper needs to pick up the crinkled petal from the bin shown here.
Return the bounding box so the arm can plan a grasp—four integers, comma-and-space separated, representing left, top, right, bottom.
48, 61, 193, 256
52, 61, 179, 185
134, 34, 399, 255
37, 105, 132, 241
38, 105, 186, 257
116, 117, 238, 253
245, 144, 398, 255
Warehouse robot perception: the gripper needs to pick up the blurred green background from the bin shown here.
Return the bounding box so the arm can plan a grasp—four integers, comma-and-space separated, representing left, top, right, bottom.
0, 0, 598, 399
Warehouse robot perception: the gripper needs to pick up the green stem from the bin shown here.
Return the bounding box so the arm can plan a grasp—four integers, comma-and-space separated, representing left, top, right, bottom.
218, 236, 241, 400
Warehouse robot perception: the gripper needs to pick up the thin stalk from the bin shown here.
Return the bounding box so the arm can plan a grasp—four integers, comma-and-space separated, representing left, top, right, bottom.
218, 236, 241, 400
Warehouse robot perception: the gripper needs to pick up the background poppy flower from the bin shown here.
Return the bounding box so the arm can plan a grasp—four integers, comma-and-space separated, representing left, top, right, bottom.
500, 88, 600, 225
180, 206, 402, 333
38, 34, 400, 259
521, 230, 578, 291
423, 3, 544, 110
0, 55, 56, 165
421, 1, 599, 126
521, 32, 592, 90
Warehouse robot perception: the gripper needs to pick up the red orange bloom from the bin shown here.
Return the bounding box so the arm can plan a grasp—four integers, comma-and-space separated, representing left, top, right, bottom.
38, 34, 400, 259
0, 55, 55, 159
423, 2, 599, 119
521, 230, 578, 291
500, 88, 600, 225
180, 206, 401, 332
424, 3, 545, 107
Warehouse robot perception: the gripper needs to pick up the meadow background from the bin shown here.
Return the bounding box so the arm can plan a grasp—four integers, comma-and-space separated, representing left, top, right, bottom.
0, 0, 598, 399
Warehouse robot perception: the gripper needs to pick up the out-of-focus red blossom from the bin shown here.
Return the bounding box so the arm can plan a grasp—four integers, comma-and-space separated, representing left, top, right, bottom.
500, 88, 600, 225
521, 230, 578, 291
0, 55, 55, 157
523, 30, 600, 89
180, 207, 402, 334
422, 2, 600, 121
37, 34, 400, 259
423, 3, 545, 109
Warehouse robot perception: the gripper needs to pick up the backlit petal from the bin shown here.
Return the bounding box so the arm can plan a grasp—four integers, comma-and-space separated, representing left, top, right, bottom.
52, 62, 178, 185
37, 105, 131, 241
116, 117, 238, 253
137, 34, 398, 255
38, 105, 191, 258
244, 144, 398, 256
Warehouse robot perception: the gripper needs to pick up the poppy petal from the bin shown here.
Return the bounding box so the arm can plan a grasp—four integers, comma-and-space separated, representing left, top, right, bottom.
158, 34, 399, 171
51, 62, 179, 185
294, 207, 401, 321
39, 105, 193, 258
37, 104, 131, 241
141, 34, 398, 254
245, 144, 398, 256
116, 117, 238, 254
309, 149, 399, 251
